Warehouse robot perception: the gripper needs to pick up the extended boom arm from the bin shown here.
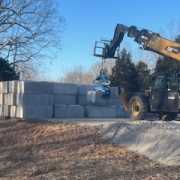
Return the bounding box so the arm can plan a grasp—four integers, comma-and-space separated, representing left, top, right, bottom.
94, 24, 180, 61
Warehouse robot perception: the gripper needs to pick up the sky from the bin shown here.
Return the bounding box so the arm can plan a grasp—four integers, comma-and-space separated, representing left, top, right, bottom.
45, 0, 180, 80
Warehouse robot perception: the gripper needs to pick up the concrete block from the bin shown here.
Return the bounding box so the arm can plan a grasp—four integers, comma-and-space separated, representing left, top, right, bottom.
78, 85, 93, 96
86, 105, 117, 118
17, 81, 24, 94
116, 105, 129, 118
110, 87, 119, 97
0, 94, 4, 105
8, 81, 18, 93
54, 94, 76, 105
78, 95, 89, 106
0, 82, 3, 93
78, 94, 121, 106
10, 106, 16, 118
0, 105, 3, 117
16, 94, 53, 106
54, 105, 84, 118
16, 106, 23, 118
4, 94, 16, 105
53, 83, 78, 95
16, 105, 53, 119
17, 81, 54, 94
2, 81, 8, 93
3, 105, 11, 117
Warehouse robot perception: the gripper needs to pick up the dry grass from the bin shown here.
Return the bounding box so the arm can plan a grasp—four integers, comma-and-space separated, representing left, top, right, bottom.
0, 119, 179, 180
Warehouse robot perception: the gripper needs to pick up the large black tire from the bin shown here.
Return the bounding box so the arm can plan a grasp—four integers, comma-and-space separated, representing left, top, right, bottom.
128, 96, 148, 120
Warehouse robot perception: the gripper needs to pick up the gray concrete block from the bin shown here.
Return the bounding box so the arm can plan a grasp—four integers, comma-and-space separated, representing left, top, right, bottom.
0, 94, 4, 105
86, 105, 117, 118
8, 81, 18, 93
16, 106, 23, 118
17, 81, 24, 94
78, 85, 93, 96
2, 81, 8, 93
0, 82, 3, 93
0, 105, 3, 117
116, 105, 129, 118
10, 106, 16, 118
53, 83, 78, 95
78, 94, 121, 106
16, 105, 53, 119
4, 94, 16, 105
17, 81, 54, 94
54, 105, 84, 118
78, 95, 88, 106
3, 105, 11, 117
16, 94, 53, 106
110, 87, 119, 97
54, 94, 77, 105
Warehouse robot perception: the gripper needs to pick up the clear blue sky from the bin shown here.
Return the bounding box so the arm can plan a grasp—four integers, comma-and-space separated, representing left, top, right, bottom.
46, 0, 180, 80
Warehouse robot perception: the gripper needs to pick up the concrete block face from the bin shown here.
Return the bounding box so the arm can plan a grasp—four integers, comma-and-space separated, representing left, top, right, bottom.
16, 105, 53, 119
110, 87, 119, 97
53, 94, 76, 105
17, 81, 24, 94
0, 94, 4, 105
78, 85, 93, 96
3, 105, 11, 117
0, 82, 3, 93
2, 81, 8, 93
55, 105, 84, 118
8, 81, 18, 93
16, 94, 53, 106
53, 83, 78, 95
18, 81, 54, 94
0, 105, 3, 117
78, 95, 88, 106
116, 105, 129, 118
16, 106, 23, 118
4, 94, 16, 105
10, 106, 16, 118
78, 94, 121, 106
86, 105, 117, 118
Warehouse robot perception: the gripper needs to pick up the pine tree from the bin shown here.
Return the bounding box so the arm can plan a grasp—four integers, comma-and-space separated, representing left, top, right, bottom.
136, 61, 151, 91
110, 49, 139, 93
0, 58, 19, 81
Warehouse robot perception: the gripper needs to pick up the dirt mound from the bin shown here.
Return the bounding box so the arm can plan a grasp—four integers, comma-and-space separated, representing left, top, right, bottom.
0, 119, 180, 179
102, 121, 180, 166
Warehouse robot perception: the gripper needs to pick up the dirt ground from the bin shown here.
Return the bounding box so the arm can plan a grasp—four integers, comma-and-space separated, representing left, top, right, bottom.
0, 119, 180, 180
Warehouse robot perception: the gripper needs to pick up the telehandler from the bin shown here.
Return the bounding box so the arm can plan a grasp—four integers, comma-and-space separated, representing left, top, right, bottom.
94, 24, 180, 120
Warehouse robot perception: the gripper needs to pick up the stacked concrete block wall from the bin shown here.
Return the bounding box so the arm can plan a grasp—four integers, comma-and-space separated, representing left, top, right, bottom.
0, 81, 85, 120
0, 81, 54, 119
53, 83, 85, 118
78, 85, 129, 118
0, 81, 128, 120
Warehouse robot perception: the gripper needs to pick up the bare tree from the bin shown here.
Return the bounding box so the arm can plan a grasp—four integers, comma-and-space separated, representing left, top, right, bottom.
61, 66, 93, 84
89, 60, 115, 78
61, 60, 115, 84
0, 0, 63, 66
17, 62, 40, 80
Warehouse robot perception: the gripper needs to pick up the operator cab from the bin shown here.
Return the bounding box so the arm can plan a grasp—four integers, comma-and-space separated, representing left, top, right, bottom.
150, 74, 180, 116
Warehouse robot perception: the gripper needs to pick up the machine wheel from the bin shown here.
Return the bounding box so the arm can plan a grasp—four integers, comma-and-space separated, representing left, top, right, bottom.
128, 96, 148, 120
